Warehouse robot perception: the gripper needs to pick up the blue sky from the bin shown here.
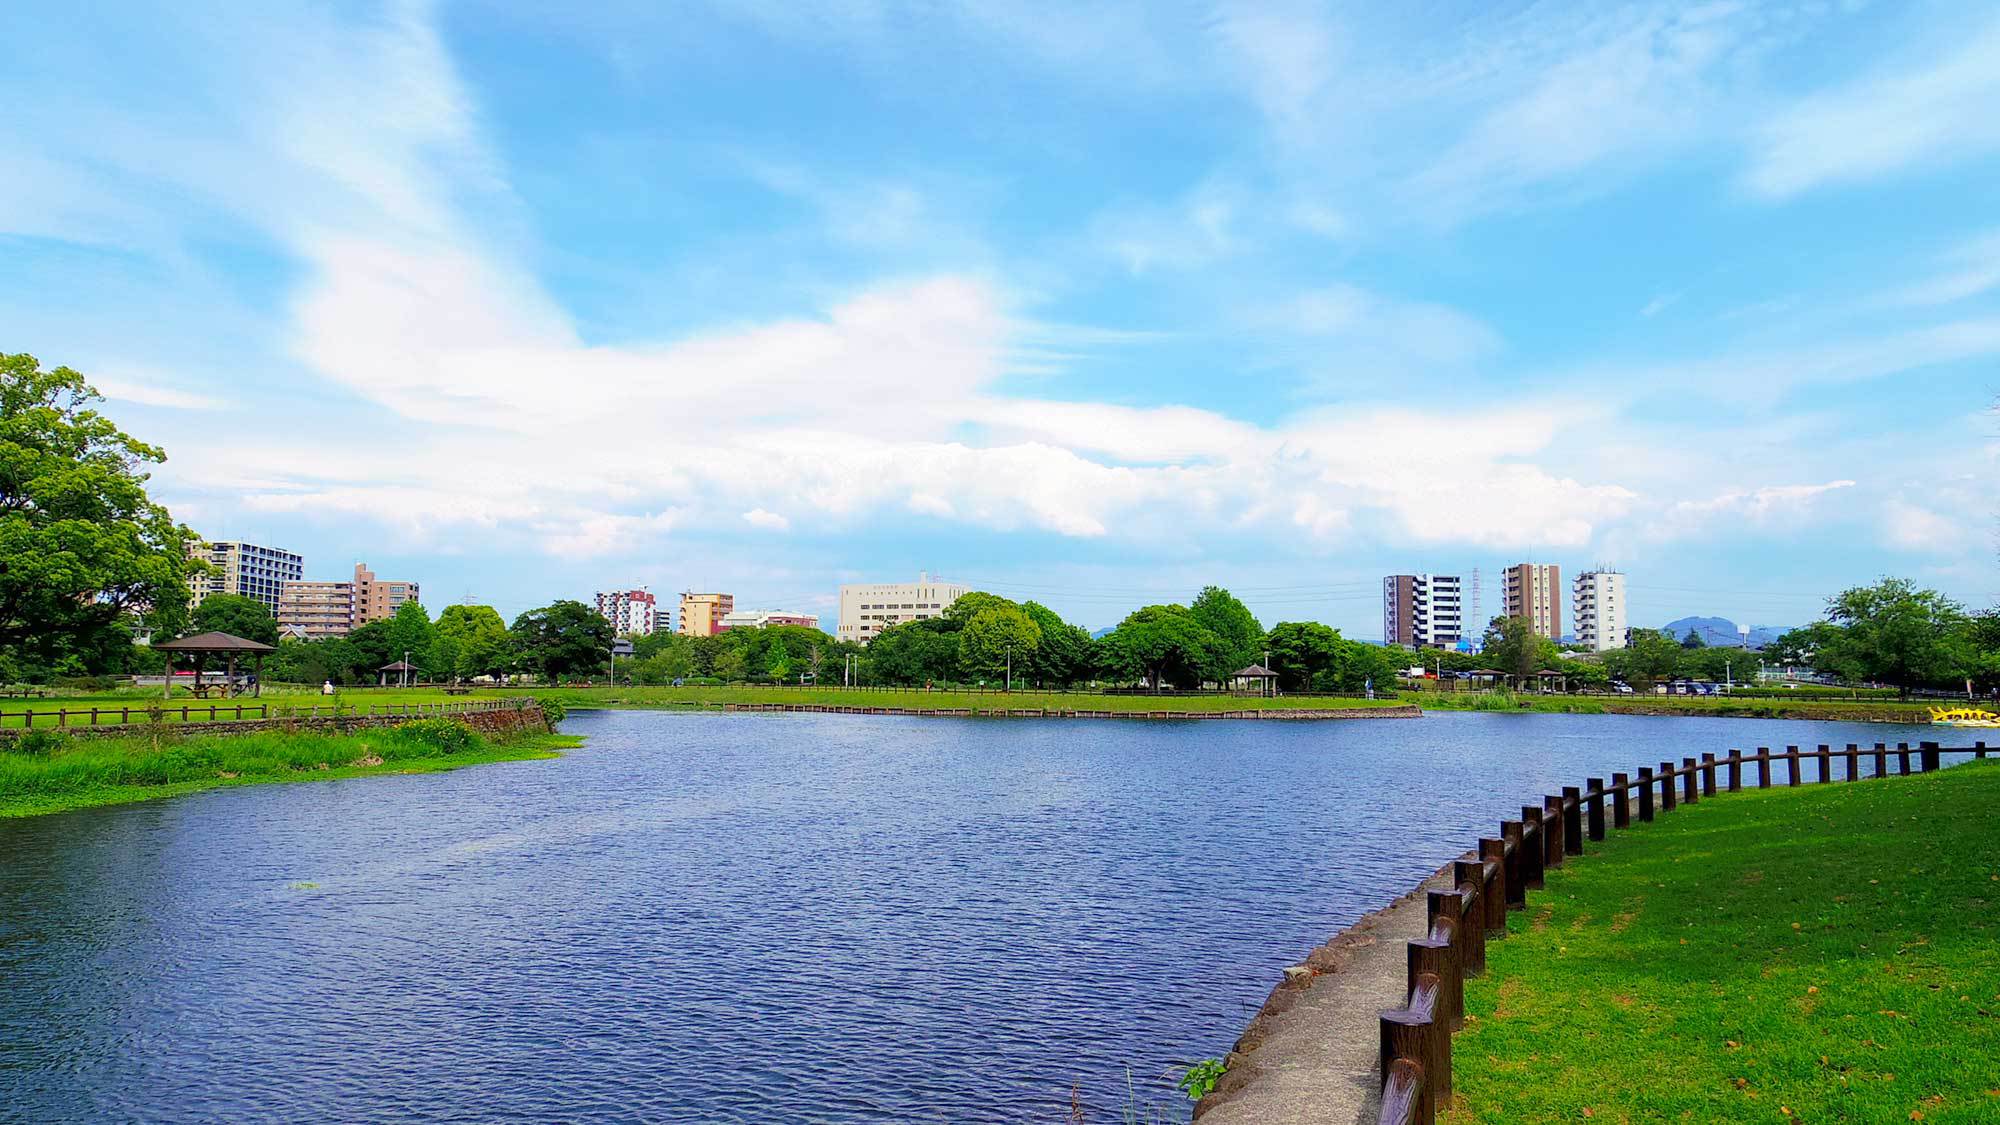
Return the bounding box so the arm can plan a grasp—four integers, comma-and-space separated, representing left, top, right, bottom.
4, 1, 1997, 635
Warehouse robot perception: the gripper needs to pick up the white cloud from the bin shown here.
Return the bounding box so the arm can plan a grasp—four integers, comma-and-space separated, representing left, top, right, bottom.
1881, 229, 2000, 308
1744, 13, 2000, 198
1650, 480, 1856, 541
1882, 499, 1970, 553
742, 508, 791, 532
90, 370, 226, 411
1255, 284, 1501, 367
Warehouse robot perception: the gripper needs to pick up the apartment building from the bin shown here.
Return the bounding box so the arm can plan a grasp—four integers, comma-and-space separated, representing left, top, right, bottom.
838, 573, 969, 644
1381, 573, 1465, 648
677, 591, 734, 638
187, 539, 303, 616
276, 563, 421, 639
1572, 569, 1627, 652
1503, 562, 1563, 640
595, 589, 659, 636
718, 609, 821, 631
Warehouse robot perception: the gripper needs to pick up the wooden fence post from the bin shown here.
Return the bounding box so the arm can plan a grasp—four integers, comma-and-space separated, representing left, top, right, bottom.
1611, 773, 1631, 828
1520, 807, 1547, 888
1585, 779, 1606, 841
1816, 744, 1831, 783
1726, 749, 1741, 791
1562, 787, 1584, 854
1896, 743, 1911, 776
1757, 748, 1771, 789
1845, 743, 1859, 780
1449, 862, 1486, 974
1658, 763, 1677, 812
1413, 917, 1462, 1031
1541, 798, 1565, 869
1637, 768, 1655, 822
1500, 822, 1527, 907
1700, 753, 1717, 797
1478, 839, 1509, 931
1786, 746, 1801, 787
1977, 741, 1988, 760
1920, 741, 1941, 773
1680, 758, 1698, 804
1379, 981, 1445, 1125
1873, 743, 1887, 777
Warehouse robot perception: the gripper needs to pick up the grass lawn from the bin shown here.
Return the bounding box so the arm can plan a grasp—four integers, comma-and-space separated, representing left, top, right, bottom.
0, 725, 580, 818
1449, 759, 2000, 1122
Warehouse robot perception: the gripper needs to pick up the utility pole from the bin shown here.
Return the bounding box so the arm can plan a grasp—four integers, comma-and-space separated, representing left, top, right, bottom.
402, 650, 410, 689
1005, 644, 1012, 693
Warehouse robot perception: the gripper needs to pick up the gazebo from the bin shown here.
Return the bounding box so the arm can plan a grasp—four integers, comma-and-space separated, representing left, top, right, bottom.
151, 632, 276, 698
1229, 663, 1279, 696
379, 660, 419, 687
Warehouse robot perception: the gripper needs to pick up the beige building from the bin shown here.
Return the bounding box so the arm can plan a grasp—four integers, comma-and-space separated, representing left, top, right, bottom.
276, 563, 421, 639
838, 574, 969, 644
187, 539, 303, 616
677, 591, 734, 637
719, 609, 820, 631
1502, 562, 1562, 640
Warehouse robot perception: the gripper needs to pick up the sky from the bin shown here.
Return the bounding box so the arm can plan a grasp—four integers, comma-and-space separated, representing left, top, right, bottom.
3, 0, 1997, 637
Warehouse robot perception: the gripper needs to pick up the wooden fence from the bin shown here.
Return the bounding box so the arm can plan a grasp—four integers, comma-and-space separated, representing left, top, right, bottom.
1, 698, 522, 731
1374, 739, 1991, 1125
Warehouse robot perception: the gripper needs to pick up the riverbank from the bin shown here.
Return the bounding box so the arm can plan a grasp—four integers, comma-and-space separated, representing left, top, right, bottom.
520, 684, 1416, 717
1414, 690, 1965, 723
0, 724, 580, 818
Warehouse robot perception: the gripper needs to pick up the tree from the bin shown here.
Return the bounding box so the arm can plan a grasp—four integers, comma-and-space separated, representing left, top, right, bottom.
958, 605, 1042, 684
1480, 616, 1556, 682
1763, 622, 1838, 670
1189, 586, 1265, 672
1264, 621, 1346, 692
863, 619, 959, 685
1681, 628, 1706, 649
1338, 641, 1406, 693
0, 353, 195, 670
1815, 578, 1970, 695
1603, 628, 1681, 689
385, 601, 437, 677
436, 604, 511, 681
1099, 605, 1230, 689
189, 593, 279, 646
510, 600, 613, 683
1021, 601, 1093, 686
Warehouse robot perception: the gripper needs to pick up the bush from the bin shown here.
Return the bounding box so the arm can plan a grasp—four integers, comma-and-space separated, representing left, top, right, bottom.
538, 698, 566, 727
12, 729, 73, 757
391, 718, 481, 757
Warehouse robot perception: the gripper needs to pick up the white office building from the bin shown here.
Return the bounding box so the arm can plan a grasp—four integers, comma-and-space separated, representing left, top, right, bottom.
594, 589, 659, 636
1573, 570, 1627, 652
838, 573, 969, 644
187, 539, 303, 616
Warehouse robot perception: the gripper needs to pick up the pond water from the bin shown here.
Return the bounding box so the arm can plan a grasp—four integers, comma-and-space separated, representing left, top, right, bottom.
0, 710, 1949, 1123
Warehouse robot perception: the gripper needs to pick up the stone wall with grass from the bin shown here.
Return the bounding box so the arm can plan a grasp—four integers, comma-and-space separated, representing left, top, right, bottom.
0, 701, 552, 744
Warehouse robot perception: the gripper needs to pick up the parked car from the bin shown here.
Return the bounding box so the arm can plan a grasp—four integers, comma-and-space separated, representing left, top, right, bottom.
1610, 681, 1634, 694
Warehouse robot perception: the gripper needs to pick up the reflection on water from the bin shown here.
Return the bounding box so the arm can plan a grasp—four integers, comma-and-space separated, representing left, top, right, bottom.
0, 710, 1943, 1122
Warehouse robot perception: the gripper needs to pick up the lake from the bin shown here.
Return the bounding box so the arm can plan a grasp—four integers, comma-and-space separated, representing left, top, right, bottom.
0, 710, 1948, 1122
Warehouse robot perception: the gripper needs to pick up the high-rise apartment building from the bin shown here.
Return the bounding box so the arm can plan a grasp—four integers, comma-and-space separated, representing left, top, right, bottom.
677, 591, 734, 637
1381, 573, 1465, 648
187, 539, 303, 616
276, 563, 421, 639
1572, 570, 1627, 652
838, 573, 969, 644
719, 609, 821, 631
1503, 562, 1563, 640
595, 589, 659, 636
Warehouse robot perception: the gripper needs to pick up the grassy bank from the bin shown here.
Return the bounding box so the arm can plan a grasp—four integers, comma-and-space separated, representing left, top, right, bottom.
1414, 689, 1958, 723
0, 722, 580, 818
1448, 759, 2000, 1122
515, 684, 1409, 714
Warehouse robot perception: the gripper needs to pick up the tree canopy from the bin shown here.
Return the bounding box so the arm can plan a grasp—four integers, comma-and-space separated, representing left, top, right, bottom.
511, 600, 614, 683
0, 353, 193, 671
189, 594, 279, 646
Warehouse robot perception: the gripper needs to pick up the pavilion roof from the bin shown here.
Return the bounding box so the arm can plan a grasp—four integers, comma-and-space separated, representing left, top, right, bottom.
152, 631, 276, 654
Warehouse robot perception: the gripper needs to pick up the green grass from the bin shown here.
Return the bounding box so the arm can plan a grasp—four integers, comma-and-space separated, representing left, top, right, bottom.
514, 684, 1410, 714
1449, 759, 2000, 1123
1415, 690, 1955, 722
0, 725, 580, 818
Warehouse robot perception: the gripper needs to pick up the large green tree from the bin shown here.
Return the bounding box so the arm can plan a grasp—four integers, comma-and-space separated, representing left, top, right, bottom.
863, 619, 960, 685
510, 600, 614, 683
1814, 578, 1971, 695
958, 604, 1042, 684
0, 353, 194, 670
1264, 620, 1346, 692
1481, 615, 1558, 681
384, 601, 438, 678
436, 604, 511, 681
1100, 604, 1231, 689
1021, 601, 1093, 686
1190, 585, 1265, 672
1603, 627, 1681, 689
189, 593, 279, 646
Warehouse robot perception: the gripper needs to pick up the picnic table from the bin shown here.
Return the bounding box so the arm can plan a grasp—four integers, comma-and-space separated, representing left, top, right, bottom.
443, 684, 473, 696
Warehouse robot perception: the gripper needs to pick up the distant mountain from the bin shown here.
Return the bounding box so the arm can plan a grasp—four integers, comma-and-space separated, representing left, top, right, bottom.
1656, 616, 1793, 649
1090, 627, 1116, 640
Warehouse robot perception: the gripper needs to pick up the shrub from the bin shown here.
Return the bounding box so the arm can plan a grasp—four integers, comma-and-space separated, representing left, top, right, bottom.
391, 718, 481, 757
12, 729, 73, 757
538, 698, 566, 727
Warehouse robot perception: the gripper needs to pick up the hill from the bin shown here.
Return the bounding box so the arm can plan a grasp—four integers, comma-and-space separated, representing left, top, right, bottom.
1657, 616, 1792, 648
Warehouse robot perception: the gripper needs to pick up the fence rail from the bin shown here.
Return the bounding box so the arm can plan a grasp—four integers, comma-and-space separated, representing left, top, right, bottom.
1372, 739, 1990, 1125
0, 698, 523, 731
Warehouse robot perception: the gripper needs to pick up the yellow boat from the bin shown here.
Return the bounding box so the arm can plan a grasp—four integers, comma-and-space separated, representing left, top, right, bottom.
1929, 707, 2000, 728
